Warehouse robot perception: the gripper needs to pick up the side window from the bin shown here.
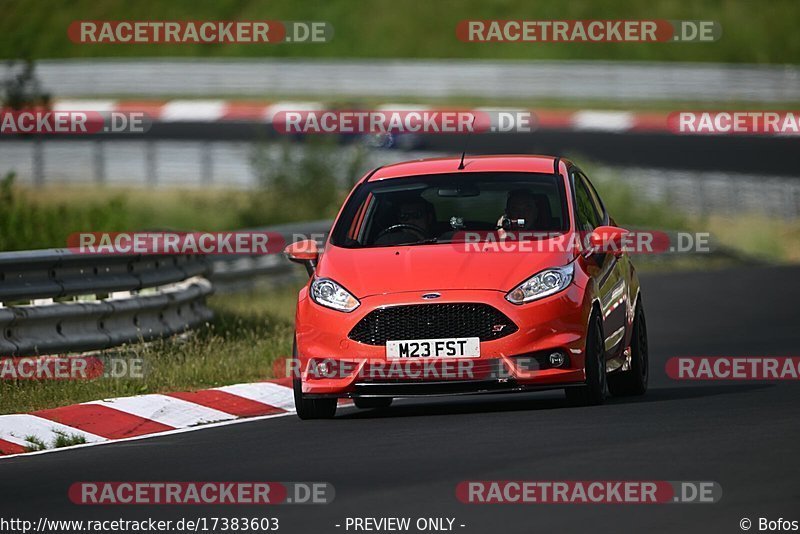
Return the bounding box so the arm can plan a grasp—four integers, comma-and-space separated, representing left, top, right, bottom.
580, 172, 607, 224
574, 173, 602, 232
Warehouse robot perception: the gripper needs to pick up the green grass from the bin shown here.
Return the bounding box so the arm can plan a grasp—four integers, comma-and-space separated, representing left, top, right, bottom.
23, 435, 47, 452
0, 139, 351, 251
22, 430, 88, 452
0, 171, 252, 251
1, 0, 798, 64
702, 214, 800, 263
0, 282, 302, 415
51, 430, 87, 448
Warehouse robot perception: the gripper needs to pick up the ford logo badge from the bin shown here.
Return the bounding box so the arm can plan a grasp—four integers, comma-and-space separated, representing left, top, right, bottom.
421, 293, 441, 299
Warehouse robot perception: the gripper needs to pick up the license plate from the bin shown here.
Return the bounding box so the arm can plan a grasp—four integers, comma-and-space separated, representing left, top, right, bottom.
386, 337, 480, 359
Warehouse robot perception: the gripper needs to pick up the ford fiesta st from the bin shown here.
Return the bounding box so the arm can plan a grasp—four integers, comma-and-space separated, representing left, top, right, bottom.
285, 155, 648, 419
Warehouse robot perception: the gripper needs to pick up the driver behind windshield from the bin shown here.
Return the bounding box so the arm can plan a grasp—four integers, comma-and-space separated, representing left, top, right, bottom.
374, 197, 436, 245
499, 189, 540, 231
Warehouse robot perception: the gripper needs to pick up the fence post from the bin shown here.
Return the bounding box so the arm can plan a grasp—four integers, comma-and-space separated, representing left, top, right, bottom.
93, 141, 106, 184
32, 138, 44, 186
201, 141, 213, 186
145, 140, 157, 187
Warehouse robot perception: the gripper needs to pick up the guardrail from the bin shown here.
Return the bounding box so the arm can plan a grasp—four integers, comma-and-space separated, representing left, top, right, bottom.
0, 221, 332, 357
0, 250, 213, 356
28, 59, 800, 102
207, 220, 331, 292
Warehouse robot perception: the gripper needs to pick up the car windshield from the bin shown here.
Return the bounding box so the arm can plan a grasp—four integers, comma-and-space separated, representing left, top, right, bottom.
330, 172, 570, 248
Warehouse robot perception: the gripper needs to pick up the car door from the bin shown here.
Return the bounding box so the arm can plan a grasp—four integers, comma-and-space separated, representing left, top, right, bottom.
572, 169, 627, 363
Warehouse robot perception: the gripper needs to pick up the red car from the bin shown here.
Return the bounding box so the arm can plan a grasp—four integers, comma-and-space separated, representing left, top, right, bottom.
285, 155, 648, 419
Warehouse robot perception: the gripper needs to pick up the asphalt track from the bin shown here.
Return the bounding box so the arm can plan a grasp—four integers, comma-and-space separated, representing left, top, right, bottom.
1, 265, 798, 533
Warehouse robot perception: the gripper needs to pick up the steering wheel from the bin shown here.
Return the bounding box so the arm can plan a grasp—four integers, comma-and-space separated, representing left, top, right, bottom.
375, 224, 427, 242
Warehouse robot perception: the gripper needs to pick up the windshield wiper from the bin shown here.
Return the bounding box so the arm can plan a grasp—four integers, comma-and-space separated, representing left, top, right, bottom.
401, 237, 441, 246
370, 237, 441, 247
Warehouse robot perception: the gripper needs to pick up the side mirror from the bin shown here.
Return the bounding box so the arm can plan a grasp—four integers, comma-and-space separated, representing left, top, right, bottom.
284, 239, 319, 276
588, 226, 629, 258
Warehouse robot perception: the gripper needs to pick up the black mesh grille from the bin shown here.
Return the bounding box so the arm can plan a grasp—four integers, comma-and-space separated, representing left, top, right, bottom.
348, 303, 518, 345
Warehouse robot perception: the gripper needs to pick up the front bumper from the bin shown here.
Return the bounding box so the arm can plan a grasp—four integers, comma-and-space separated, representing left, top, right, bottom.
295, 286, 591, 397
312, 379, 588, 399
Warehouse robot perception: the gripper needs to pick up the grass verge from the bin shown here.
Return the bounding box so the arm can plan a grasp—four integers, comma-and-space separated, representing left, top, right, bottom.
1, 0, 798, 64
0, 137, 352, 251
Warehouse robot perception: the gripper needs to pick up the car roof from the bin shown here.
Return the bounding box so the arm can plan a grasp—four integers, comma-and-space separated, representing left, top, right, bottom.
366, 155, 562, 182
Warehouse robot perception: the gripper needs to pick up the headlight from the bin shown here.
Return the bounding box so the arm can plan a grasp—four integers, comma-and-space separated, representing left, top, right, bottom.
506, 263, 574, 304
310, 277, 360, 312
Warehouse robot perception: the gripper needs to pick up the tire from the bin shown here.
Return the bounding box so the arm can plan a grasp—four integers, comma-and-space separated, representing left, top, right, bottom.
292, 340, 337, 420
565, 312, 607, 406
353, 397, 393, 410
608, 301, 649, 397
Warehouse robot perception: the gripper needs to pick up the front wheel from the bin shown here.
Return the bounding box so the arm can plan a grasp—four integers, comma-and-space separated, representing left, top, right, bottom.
293, 376, 337, 419
608, 301, 649, 397
565, 312, 607, 406
292, 340, 337, 420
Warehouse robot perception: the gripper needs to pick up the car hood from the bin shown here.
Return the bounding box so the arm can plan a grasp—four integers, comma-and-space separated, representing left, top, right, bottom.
316, 241, 576, 298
